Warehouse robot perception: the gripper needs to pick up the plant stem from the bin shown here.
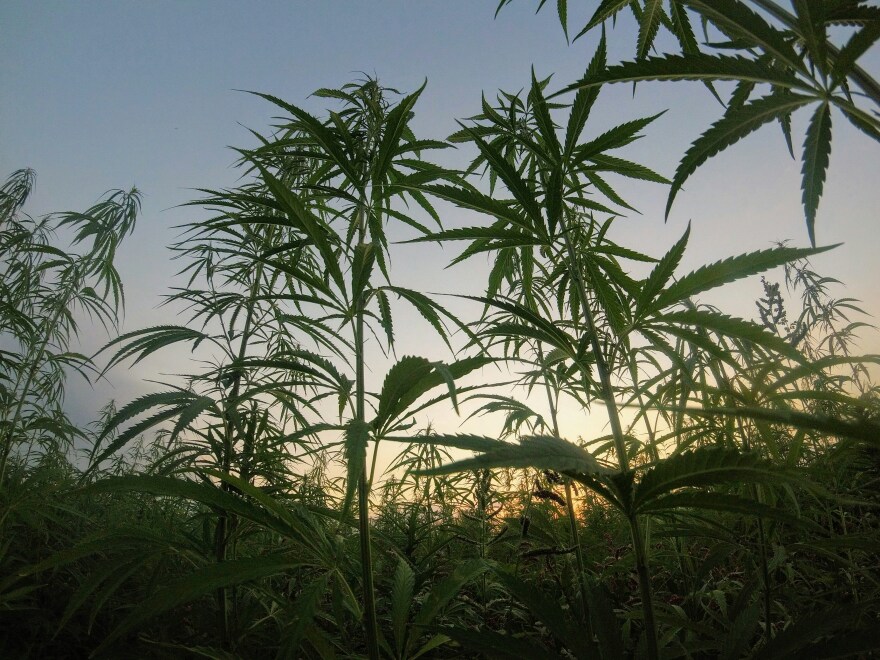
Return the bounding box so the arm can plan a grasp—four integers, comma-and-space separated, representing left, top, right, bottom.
560, 220, 659, 660
0, 274, 75, 484
355, 196, 380, 658
537, 344, 594, 639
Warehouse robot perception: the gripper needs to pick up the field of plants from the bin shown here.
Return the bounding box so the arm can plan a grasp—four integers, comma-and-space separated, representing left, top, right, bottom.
2, 2, 879, 658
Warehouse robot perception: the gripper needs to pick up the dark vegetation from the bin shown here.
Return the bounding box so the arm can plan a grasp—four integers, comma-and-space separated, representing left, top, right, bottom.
2, 2, 879, 658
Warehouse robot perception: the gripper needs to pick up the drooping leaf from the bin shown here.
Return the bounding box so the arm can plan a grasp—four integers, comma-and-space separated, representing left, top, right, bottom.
491, 568, 596, 658
633, 446, 802, 512
683, 0, 805, 71
637, 0, 665, 60
419, 434, 611, 477
800, 101, 832, 246
93, 555, 312, 656
557, 54, 806, 98
666, 92, 815, 218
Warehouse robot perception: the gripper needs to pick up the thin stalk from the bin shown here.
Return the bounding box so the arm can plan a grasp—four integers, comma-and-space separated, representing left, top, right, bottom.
559, 219, 659, 660
0, 269, 78, 484
536, 344, 594, 639
213, 261, 264, 651
354, 200, 380, 660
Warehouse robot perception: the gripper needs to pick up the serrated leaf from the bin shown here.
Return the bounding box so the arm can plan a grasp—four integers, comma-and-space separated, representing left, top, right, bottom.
657, 309, 806, 362
667, 92, 815, 218
391, 559, 415, 656
93, 555, 311, 656
639, 491, 821, 532
491, 568, 595, 658
654, 243, 836, 309
564, 34, 605, 156
373, 355, 490, 434
412, 559, 490, 628
556, 54, 807, 99
373, 81, 426, 187
683, 0, 805, 71
800, 101, 832, 246
688, 405, 880, 446
633, 446, 800, 511
419, 434, 610, 477
637, 222, 690, 316
638, 0, 665, 60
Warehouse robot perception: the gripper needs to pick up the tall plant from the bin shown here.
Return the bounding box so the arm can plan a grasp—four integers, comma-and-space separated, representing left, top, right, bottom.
409, 38, 836, 654
0, 169, 139, 484
90, 79, 486, 657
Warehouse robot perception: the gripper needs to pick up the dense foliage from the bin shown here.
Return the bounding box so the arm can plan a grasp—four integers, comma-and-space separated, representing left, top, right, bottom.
2, 2, 879, 658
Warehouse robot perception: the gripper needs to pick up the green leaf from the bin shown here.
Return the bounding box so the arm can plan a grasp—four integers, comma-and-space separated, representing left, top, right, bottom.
667, 92, 815, 218
633, 447, 800, 512
250, 160, 345, 292
793, 0, 828, 77
654, 243, 836, 309
830, 19, 880, 89
456, 124, 545, 228
800, 101, 832, 246
419, 434, 611, 478
556, 0, 568, 42
573, 112, 665, 167
638, 0, 665, 60
688, 405, 880, 447
529, 69, 561, 159
351, 241, 376, 301
412, 559, 490, 627
94, 555, 310, 656
373, 81, 426, 186
391, 559, 415, 657
88, 390, 214, 472
373, 356, 490, 434
582, 0, 634, 37
683, 0, 805, 72
657, 309, 806, 362
432, 625, 549, 659
281, 573, 333, 656
564, 34, 605, 156
754, 602, 880, 659
491, 568, 595, 658
245, 90, 360, 182
97, 325, 211, 373
636, 222, 690, 316
639, 491, 821, 531
556, 54, 806, 98
585, 153, 670, 184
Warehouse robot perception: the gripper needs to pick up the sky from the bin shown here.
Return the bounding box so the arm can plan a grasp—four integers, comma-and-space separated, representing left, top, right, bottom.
2, 2, 879, 465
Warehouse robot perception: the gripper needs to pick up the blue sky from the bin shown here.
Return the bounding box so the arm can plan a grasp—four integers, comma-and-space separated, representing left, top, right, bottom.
2, 2, 879, 447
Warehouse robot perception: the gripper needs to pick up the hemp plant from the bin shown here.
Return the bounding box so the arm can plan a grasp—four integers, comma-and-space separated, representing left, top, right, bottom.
91, 78, 486, 658
409, 37, 835, 656
0, 168, 139, 484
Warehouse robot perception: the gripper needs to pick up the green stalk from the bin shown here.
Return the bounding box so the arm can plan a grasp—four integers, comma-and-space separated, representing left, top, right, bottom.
354, 199, 380, 659
356, 294, 380, 660
536, 344, 594, 639
0, 266, 79, 484
559, 221, 659, 660
213, 261, 263, 651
